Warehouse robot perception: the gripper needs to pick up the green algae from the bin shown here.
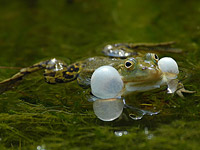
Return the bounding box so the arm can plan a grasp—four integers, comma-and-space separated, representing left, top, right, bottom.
0, 0, 200, 149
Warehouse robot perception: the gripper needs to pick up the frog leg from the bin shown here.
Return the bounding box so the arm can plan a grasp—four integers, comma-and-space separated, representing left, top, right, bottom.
77, 69, 93, 88
0, 58, 82, 85
44, 59, 82, 84
0, 60, 49, 84
128, 41, 182, 53
102, 44, 136, 58
167, 79, 196, 98
175, 82, 196, 98
102, 41, 182, 58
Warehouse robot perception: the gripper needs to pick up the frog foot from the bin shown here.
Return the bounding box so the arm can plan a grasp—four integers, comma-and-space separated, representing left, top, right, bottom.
167, 79, 196, 98
175, 82, 196, 98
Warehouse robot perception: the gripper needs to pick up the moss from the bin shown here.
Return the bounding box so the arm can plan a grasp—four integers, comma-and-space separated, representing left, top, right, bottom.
0, 0, 200, 149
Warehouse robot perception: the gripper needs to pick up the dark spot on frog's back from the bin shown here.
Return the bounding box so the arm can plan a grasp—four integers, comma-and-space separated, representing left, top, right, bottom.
62, 71, 75, 79
67, 65, 79, 72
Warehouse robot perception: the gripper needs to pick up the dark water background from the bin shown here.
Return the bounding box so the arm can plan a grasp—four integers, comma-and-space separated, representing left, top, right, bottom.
0, 0, 200, 149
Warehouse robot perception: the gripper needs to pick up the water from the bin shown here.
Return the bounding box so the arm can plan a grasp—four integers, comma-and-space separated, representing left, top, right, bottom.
0, 0, 200, 149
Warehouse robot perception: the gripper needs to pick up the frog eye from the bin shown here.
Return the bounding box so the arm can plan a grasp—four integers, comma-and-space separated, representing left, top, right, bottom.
146, 53, 159, 63
153, 54, 159, 62
125, 61, 132, 68
125, 59, 135, 70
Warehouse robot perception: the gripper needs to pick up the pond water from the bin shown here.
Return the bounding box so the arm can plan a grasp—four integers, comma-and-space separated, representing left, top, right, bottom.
0, 0, 200, 149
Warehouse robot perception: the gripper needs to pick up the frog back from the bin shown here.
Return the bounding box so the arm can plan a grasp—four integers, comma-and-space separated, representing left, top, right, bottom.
77, 57, 124, 87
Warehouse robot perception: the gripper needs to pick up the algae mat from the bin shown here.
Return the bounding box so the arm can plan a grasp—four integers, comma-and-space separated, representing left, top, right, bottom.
0, 0, 200, 150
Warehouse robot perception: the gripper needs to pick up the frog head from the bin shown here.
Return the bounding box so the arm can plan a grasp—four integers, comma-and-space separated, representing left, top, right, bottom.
118, 53, 162, 85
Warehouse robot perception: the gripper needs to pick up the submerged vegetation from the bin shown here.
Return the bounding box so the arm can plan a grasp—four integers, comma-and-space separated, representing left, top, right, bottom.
0, 0, 200, 149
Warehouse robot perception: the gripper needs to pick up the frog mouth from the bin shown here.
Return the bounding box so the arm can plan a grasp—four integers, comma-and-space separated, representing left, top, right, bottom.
122, 70, 163, 84
122, 74, 163, 93
123, 79, 161, 87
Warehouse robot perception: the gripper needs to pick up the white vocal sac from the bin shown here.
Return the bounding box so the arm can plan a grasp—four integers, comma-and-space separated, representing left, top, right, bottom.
158, 57, 179, 75
91, 66, 123, 99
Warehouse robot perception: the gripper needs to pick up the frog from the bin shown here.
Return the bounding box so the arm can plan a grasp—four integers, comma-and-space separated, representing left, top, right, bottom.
0, 41, 195, 98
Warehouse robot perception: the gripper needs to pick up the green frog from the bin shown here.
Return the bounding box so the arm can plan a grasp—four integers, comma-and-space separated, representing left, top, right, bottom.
0, 41, 195, 98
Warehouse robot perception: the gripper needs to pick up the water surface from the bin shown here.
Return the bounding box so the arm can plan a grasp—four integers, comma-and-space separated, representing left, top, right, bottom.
0, 0, 200, 149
